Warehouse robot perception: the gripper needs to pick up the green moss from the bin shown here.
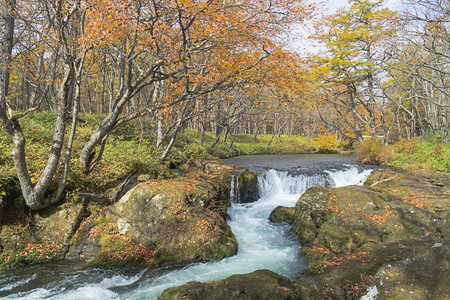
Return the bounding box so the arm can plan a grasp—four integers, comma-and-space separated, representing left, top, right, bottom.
303, 260, 327, 275
238, 169, 258, 185
269, 206, 296, 224
158, 269, 299, 300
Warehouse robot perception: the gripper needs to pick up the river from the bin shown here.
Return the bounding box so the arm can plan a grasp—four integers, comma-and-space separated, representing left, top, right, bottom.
0, 154, 372, 299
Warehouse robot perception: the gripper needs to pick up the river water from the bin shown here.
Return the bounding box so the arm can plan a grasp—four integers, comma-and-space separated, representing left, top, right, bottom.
0, 154, 372, 300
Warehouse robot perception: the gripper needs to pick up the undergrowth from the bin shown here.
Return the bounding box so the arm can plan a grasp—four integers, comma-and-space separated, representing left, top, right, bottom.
354, 135, 450, 172
0, 113, 314, 196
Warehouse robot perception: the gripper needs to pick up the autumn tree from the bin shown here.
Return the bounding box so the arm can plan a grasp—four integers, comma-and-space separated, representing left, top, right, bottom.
0, 0, 90, 210
0, 0, 313, 210
312, 0, 398, 143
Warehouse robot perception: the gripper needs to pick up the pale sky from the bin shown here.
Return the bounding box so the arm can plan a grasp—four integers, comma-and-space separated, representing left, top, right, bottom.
325, 0, 403, 12
289, 0, 404, 54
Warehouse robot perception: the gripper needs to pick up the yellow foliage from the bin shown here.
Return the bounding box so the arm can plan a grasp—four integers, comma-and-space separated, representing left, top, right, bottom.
313, 133, 338, 153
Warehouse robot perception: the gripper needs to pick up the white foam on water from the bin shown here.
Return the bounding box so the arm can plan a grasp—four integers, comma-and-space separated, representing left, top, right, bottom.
326, 164, 372, 187
0, 274, 37, 292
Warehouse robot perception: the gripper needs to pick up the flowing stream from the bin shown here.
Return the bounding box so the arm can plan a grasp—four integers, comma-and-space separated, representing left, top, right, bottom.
0, 155, 372, 300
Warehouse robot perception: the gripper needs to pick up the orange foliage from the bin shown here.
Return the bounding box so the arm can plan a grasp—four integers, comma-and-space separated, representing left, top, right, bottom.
394, 139, 419, 154
19, 243, 60, 260
326, 195, 340, 213
403, 196, 432, 210
357, 206, 393, 224
314, 252, 370, 274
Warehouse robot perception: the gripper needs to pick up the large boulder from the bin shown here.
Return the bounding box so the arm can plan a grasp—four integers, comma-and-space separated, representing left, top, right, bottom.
68, 166, 238, 267
366, 168, 450, 235
365, 239, 449, 300
301, 237, 449, 299
269, 206, 296, 224
291, 184, 441, 254
158, 269, 300, 300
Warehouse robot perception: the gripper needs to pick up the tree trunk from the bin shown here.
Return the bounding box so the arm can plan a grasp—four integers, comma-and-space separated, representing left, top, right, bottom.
223, 126, 229, 143
0, 0, 16, 113
229, 130, 238, 148
156, 113, 164, 148
160, 104, 187, 162
347, 84, 363, 143
442, 108, 449, 144
54, 59, 84, 202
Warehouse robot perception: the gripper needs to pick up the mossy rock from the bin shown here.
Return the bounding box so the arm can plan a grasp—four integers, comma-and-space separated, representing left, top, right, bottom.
69, 171, 237, 267
32, 201, 85, 247
293, 170, 450, 299
67, 209, 155, 267
368, 169, 450, 221
363, 168, 400, 186
0, 196, 78, 269
367, 238, 449, 300
236, 169, 260, 203
292, 186, 338, 246
303, 237, 449, 299
154, 203, 237, 264
0, 222, 63, 270
269, 206, 296, 224
158, 269, 300, 300
293, 185, 440, 254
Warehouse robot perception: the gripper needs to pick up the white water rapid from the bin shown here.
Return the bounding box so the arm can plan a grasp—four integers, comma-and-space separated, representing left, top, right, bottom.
1, 165, 372, 300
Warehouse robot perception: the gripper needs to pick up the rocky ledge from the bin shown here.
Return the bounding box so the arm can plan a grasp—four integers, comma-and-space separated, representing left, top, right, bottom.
0, 159, 237, 270
268, 168, 449, 299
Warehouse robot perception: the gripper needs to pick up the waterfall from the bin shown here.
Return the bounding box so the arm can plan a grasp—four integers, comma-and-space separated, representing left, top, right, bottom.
325, 164, 373, 187
230, 174, 239, 203
258, 170, 332, 199
250, 164, 372, 205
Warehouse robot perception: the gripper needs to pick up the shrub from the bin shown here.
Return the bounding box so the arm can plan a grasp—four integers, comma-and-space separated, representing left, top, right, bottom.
183, 144, 211, 160
393, 138, 418, 154
354, 139, 386, 165
208, 143, 236, 158
313, 134, 338, 153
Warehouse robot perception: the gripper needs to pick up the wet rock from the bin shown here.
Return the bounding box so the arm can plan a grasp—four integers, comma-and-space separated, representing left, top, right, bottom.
269, 206, 296, 224
158, 269, 300, 300
236, 169, 260, 203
